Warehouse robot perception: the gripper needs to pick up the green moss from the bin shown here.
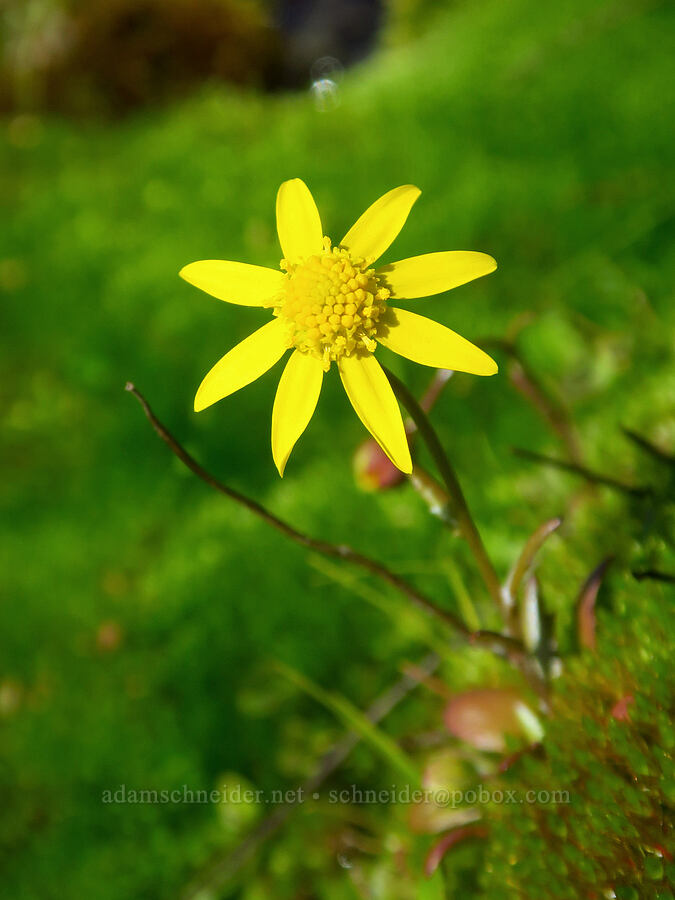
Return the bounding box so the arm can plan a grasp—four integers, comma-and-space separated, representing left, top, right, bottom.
481, 584, 674, 899
1, 0, 673, 895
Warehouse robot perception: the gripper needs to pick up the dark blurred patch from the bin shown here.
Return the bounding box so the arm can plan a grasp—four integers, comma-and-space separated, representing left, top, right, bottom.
0, 0, 384, 117
272, 0, 383, 88
1, 0, 279, 117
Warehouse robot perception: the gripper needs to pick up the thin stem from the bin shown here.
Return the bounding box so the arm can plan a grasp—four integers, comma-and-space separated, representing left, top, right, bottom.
409, 464, 455, 527
378, 373, 547, 701
398, 370, 454, 468
308, 555, 454, 661
512, 447, 648, 496
403, 369, 454, 441
276, 661, 421, 784
483, 338, 582, 463
127, 384, 532, 683
382, 368, 504, 615
407, 467, 482, 629
441, 557, 482, 633
125, 382, 469, 637
420, 368, 454, 414
622, 427, 675, 467
181, 654, 439, 900
632, 569, 675, 584
470, 630, 550, 706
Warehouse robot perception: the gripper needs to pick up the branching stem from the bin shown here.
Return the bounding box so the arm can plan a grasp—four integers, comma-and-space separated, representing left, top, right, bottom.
382, 368, 504, 615
126, 383, 473, 638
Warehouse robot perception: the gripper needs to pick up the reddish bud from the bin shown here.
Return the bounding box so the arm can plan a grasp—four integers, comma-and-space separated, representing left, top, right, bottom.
409, 749, 476, 834
443, 688, 532, 752
97, 620, 123, 653
610, 694, 634, 722
424, 824, 488, 877
353, 438, 406, 492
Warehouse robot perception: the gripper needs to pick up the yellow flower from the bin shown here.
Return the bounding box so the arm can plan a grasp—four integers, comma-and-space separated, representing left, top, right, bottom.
180, 179, 497, 476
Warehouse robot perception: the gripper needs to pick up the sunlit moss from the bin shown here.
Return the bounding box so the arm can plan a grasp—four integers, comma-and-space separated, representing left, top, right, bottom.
480, 584, 674, 899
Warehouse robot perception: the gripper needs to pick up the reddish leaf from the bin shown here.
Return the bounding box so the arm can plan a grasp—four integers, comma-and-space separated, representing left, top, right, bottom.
425, 825, 488, 877
443, 688, 529, 752
576, 557, 613, 651
610, 694, 634, 722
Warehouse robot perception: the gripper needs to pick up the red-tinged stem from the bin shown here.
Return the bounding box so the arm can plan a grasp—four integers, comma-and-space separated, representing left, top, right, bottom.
382, 368, 503, 615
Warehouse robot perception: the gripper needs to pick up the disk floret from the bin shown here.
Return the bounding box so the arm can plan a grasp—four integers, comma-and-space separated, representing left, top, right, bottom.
274, 236, 390, 370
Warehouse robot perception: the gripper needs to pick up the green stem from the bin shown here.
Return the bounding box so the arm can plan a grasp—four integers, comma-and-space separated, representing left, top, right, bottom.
383, 367, 504, 618
276, 661, 421, 785
308, 555, 455, 661
512, 446, 648, 496
126, 381, 469, 637
441, 557, 482, 633
127, 383, 524, 663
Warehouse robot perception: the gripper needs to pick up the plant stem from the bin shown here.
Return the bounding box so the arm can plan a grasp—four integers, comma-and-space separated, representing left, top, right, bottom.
384, 373, 550, 703
632, 569, 675, 583
127, 383, 527, 669
441, 557, 482, 633
126, 382, 469, 637
181, 653, 440, 900
382, 367, 504, 617
512, 446, 648, 496
276, 661, 421, 785
308, 556, 454, 660
622, 427, 675, 467
409, 464, 455, 527
482, 338, 582, 463
420, 368, 454, 414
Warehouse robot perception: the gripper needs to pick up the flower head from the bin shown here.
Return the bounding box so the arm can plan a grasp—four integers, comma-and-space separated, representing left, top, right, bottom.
180, 179, 497, 476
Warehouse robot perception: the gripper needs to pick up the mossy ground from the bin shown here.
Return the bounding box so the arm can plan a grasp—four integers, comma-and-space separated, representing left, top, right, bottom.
1, 0, 673, 896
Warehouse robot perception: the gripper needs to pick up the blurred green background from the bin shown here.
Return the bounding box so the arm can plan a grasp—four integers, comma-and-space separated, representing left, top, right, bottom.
1, 0, 673, 896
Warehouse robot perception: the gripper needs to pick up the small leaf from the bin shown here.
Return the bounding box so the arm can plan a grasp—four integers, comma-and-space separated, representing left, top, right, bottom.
622, 426, 675, 467
504, 517, 563, 605
443, 688, 533, 752
424, 825, 488, 877
519, 575, 541, 652
610, 694, 634, 722
576, 556, 613, 651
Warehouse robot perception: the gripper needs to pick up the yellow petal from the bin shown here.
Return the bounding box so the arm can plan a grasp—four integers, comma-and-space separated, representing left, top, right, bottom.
340, 185, 421, 266
276, 178, 323, 263
180, 260, 284, 306
271, 351, 323, 476
338, 354, 412, 474
195, 318, 288, 412
379, 251, 496, 298
380, 308, 497, 375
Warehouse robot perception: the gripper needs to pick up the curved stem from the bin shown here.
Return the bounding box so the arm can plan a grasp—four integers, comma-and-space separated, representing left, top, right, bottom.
125, 382, 469, 637
382, 367, 504, 617
180, 653, 439, 899
127, 383, 538, 696
512, 446, 650, 496
481, 337, 582, 463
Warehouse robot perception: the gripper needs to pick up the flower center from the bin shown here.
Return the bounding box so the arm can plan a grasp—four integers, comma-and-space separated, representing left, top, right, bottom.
273, 237, 390, 370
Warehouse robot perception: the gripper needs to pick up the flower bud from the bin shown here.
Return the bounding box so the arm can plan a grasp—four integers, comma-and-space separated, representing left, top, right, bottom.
353, 438, 406, 491
444, 688, 535, 752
